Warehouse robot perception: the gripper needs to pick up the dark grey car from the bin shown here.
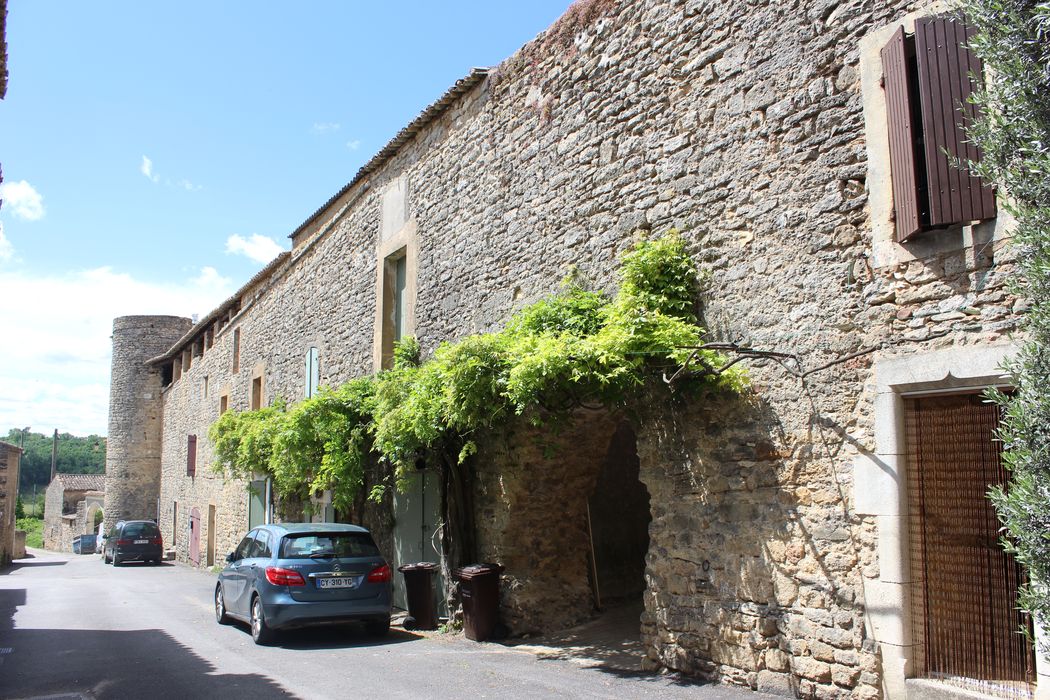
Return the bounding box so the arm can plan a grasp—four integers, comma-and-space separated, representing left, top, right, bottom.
214, 522, 392, 645
103, 520, 163, 565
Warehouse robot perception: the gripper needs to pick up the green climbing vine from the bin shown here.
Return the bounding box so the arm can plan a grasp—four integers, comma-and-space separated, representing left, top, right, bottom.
209, 232, 745, 510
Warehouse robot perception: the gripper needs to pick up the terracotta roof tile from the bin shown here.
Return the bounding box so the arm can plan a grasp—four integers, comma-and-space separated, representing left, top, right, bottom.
54, 474, 105, 492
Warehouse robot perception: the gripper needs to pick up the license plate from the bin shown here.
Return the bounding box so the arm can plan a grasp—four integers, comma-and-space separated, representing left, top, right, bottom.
134, 539, 148, 544
317, 577, 354, 589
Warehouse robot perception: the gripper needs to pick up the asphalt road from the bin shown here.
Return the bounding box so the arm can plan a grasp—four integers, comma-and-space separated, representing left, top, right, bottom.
0, 549, 765, 700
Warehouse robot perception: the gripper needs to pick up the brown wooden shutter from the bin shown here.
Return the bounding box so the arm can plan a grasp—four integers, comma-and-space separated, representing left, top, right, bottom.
187, 434, 197, 477
915, 15, 996, 227
881, 27, 924, 242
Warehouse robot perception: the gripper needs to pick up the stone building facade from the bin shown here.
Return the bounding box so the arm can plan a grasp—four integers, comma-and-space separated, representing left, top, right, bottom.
0, 441, 21, 566
42, 473, 104, 553
104, 1, 1045, 698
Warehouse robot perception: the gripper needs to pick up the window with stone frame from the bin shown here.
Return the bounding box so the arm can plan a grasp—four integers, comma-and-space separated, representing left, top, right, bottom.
881, 13, 996, 242
251, 375, 263, 411
379, 249, 408, 370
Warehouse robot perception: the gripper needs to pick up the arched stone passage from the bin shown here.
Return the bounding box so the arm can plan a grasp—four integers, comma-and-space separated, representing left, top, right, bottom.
587, 421, 651, 606
85, 503, 103, 535
473, 411, 652, 637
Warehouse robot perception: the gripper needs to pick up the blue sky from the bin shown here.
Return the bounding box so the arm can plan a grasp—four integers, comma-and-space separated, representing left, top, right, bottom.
0, 1, 572, 437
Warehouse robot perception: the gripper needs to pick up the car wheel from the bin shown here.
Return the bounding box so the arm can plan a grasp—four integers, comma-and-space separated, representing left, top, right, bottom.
112, 553, 121, 566
103, 551, 111, 564
250, 596, 274, 645
365, 617, 390, 637
215, 585, 231, 625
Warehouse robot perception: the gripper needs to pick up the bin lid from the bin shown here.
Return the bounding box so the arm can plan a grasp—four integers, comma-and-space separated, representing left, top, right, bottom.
398, 562, 439, 573
453, 563, 503, 580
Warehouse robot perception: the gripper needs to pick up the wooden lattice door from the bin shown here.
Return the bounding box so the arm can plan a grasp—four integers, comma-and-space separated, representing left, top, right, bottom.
905, 392, 1035, 697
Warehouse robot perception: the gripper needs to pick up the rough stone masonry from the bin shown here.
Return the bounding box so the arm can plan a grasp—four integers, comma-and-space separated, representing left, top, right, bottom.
106, 1, 1032, 698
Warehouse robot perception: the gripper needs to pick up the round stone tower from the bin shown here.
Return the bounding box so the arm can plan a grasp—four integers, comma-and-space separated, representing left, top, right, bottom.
104, 315, 193, 531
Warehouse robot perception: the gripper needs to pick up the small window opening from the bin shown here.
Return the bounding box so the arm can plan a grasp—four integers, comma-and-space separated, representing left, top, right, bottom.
251, 376, 263, 411
380, 250, 408, 369
305, 347, 320, 398
232, 328, 241, 374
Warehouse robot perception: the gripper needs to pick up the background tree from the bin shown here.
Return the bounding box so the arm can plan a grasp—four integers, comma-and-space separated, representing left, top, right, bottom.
4, 429, 107, 491
961, 0, 1050, 644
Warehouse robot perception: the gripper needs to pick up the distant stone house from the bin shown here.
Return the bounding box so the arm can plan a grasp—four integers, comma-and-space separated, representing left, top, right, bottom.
104, 1, 1046, 698
0, 441, 22, 566
43, 473, 104, 553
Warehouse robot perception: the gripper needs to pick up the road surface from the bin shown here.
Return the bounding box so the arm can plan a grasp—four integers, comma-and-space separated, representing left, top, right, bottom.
0, 549, 766, 700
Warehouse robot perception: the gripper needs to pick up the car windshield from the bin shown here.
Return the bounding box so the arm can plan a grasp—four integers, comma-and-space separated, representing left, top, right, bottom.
123, 522, 159, 538
279, 533, 380, 559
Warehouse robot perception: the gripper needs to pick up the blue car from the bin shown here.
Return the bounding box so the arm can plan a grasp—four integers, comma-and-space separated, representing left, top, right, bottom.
215, 522, 392, 644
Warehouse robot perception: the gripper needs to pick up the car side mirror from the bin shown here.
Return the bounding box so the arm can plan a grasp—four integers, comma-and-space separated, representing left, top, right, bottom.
226, 552, 236, 563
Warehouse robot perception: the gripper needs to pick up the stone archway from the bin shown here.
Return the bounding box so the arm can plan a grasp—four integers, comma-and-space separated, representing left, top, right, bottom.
473, 410, 652, 637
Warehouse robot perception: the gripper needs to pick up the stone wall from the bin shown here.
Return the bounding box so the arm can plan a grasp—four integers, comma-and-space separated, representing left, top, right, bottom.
42, 479, 65, 550
104, 315, 193, 532
43, 486, 102, 553
0, 442, 20, 566
130, 0, 1028, 697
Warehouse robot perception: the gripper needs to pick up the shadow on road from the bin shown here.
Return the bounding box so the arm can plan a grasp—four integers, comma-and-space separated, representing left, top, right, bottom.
0, 581, 293, 698
6, 559, 68, 570
0, 627, 296, 699
501, 600, 728, 691
0, 588, 26, 633
234, 622, 423, 651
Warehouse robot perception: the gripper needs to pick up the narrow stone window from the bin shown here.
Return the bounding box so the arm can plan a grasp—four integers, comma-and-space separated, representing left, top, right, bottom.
251, 375, 263, 411
380, 249, 408, 369
202, 376, 209, 399
305, 347, 320, 398
232, 328, 241, 374
219, 393, 229, 415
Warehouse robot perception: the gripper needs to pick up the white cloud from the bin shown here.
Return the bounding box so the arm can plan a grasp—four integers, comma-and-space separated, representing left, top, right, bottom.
346, 139, 361, 151
225, 233, 285, 264
312, 122, 341, 134
0, 180, 46, 221
0, 222, 12, 262
178, 179, 203, 192
0, 265, 236, 435
190, 265, 232, 292
140, 155, 160, 182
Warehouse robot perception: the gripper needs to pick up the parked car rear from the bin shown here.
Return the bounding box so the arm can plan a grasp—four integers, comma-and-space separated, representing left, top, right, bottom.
104, 520, 163, 565
214, 523, 392, 644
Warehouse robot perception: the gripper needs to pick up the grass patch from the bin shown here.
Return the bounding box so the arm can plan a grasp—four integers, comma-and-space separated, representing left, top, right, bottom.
17, 517, 43, 549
